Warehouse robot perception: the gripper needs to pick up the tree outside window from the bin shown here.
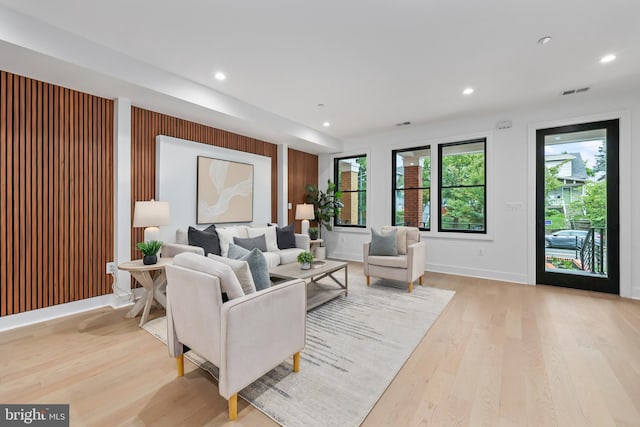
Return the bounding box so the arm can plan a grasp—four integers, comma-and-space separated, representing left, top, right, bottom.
392, 146, 431, 230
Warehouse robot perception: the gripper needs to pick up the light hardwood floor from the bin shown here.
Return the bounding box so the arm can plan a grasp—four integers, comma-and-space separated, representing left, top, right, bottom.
1, 263, 639, 426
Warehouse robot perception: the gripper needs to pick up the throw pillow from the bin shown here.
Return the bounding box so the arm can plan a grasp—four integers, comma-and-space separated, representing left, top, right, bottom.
369, 228, 398, 256
172, 252, 244, 300
383, 225, 407, 255
216, 226, 240, 257
208, 254, 256, 294
234, 234, 267, 252
227, 244, 271, 291
276, 224, 297, 249
247, 226, 279, 252
187, 225, 221, 256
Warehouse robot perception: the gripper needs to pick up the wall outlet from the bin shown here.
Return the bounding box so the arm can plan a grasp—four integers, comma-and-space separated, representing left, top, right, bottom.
478, 247, 485, 256
106, 262, 116, 274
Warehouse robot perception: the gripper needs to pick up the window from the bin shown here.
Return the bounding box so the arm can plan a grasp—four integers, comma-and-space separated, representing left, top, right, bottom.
438, 138, 486, 233
392, 146, 431, 230
334, 155, 367, 227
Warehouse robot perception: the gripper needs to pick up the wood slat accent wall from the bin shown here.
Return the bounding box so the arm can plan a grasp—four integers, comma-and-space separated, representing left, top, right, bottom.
0, 70, 114, 317
130, 107, 279, 258
287, 148, 319, 232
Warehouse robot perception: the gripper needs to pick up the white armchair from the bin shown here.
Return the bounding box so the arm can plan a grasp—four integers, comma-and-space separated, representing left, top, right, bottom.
363, 226, 426, 293
165, 253, 306, 420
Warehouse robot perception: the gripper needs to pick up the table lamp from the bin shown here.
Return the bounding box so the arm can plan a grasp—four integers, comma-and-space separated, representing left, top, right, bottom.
133, 199, 170, 242
295, 203, 315, 236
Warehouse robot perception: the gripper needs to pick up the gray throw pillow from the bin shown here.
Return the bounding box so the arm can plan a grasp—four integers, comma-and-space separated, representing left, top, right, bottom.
227, 244, 271, 291
276, 224, 297, 249
369, 228, 398, 256
188, 225, 221, 256
233, 234, 267, 252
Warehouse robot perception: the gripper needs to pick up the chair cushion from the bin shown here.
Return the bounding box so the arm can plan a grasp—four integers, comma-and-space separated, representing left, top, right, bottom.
278, 247, 304, 265
228, 244, 272, 291
234, 234, 267, 252
188, 225, 221, 256
276, 224, 297, 249
367, 254, 408, 268
208, 254, 256, 295
369, 228, 398, 256
173, 252, 245, 300
247, 226, 279, 252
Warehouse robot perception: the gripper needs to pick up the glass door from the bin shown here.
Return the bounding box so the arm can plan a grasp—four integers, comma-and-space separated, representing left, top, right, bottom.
536, 119, 619, 294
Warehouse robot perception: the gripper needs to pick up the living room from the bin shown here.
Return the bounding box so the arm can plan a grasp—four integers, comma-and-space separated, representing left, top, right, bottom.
1, 1, 640, 426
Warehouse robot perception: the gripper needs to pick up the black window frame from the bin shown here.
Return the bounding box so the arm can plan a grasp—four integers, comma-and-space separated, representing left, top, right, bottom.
438, 138, 487, 234
391, 145, 431, 231
333, 154, 367, 228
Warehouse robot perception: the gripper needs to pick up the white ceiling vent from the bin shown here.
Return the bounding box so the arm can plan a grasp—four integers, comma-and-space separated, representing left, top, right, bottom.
561, 87, 590, 96
395, 121, 412, 127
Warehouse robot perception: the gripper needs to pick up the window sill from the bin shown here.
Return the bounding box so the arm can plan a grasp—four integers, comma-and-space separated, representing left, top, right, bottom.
331, 226, 370, 235
422, 231, 494, 242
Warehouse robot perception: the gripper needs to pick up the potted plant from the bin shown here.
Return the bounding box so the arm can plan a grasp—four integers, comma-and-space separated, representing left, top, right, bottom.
306, 180, 344, 239
308, 226, 319, 240
137, 240, 163, 265
296, 251, 314, 270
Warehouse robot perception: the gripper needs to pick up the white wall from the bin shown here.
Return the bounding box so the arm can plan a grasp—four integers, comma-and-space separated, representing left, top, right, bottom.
156, 135, 272, 242
320, 91, 639, 299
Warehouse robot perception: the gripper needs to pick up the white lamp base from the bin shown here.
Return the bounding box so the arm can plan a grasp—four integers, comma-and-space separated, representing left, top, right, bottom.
143, 226, 161, 242
301, 219, 310, 236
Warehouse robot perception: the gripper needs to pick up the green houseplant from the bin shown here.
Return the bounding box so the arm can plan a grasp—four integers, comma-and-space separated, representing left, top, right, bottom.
137, 240, 163, 265
306, 180, 344, 239
308, 226, 319, 240
296, 250, 314, 270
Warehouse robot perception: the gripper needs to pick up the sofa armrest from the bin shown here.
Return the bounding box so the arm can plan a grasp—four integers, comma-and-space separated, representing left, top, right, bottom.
218, 279, 306, 398
407, 241, 426, 281
162, 242, 204, 258
295, 233, 310, 251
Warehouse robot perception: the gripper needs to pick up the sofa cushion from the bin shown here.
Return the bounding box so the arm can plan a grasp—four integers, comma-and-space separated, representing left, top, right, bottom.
216, 227, 241, 257
367, 254, 408, 268
188, 225, 222, 256
227, 244, 271, 291
208, 254, 256, 295
278, 247, 305, 265
275, 224, 297, 249
369, 228, 398, 256
233, 234, 267, 252
173, 252, 244, 300
247, 226, 279, 252
262, 251, 281, 269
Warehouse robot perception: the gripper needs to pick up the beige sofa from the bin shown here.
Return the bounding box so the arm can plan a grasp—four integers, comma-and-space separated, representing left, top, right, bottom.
162, 225, 310, 268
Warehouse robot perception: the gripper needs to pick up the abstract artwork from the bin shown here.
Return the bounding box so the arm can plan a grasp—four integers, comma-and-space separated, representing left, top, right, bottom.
197, 156, 253, 223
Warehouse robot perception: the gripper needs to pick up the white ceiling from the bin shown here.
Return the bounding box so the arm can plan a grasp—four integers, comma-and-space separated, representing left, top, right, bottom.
1, 0, 639, 150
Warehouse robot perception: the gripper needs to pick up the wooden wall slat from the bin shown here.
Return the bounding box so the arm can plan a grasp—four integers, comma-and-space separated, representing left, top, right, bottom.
0, 70, 114, 317
288, 148, 319, 233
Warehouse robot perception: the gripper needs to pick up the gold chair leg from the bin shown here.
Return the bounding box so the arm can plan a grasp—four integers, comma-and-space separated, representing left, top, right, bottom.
176, 354, 184, 377
419, 275, 424, 285
408, 281, 413, 293
366, 276, 370, 286
293, 352, 300, 373
228, 393, 238, 420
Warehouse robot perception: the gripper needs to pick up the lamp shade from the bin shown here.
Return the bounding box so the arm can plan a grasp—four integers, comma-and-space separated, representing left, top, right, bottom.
133, 200, 170, 227
295, 203, 315, 220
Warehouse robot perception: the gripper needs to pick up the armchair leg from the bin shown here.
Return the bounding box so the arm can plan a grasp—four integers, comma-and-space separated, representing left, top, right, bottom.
293, 352, 300, 373
419, 275, 424, 285
228, 393, 238, 420
176, 354, 184, 377
408, 281, 413, 293
366, 276, 370, 286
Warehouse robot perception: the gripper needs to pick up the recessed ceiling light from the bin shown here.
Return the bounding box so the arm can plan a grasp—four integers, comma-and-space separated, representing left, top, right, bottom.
463, 87, 474, 95
323, 121, 331, 127
317, 103, 325, 107
538, 36, 552, 45
600, 54, 616, 63
214, 71, 226, 81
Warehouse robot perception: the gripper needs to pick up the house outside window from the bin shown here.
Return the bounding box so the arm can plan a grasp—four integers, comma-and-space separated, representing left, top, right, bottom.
334, 155, 367, 227
438, 138, 486, 233
392, 146, 431, 230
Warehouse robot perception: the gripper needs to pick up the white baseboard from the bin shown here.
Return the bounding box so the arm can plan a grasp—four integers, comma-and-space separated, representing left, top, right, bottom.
425, 262, 529, 284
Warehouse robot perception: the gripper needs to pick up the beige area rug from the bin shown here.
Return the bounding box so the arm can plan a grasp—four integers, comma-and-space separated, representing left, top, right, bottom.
143, 274, 455, 427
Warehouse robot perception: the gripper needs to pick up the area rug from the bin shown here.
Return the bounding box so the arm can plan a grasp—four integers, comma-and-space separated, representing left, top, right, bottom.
143, 275, 455, 427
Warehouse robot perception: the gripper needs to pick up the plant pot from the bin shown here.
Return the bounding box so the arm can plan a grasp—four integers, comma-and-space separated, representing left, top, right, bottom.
143, 255, 157, 265
309, 232, 318, 240
300, 262, 311, 270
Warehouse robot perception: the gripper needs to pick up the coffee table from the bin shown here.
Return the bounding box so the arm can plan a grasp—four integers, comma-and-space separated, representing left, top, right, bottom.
270, 260, 348, 310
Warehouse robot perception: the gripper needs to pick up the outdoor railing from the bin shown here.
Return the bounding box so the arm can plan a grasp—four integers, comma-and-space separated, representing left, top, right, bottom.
580, 227, 606, 274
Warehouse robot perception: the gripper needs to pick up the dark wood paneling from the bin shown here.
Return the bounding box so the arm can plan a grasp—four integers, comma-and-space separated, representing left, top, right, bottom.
0, 70, 114, 317
130, 108, 280, 259
287, 148, 319, 232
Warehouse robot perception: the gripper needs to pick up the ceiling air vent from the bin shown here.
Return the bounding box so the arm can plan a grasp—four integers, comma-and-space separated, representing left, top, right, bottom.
562, 87, 590, 96
395, 121, 412, 127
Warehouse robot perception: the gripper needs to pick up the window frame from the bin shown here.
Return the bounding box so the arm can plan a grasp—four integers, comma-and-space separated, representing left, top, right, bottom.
391, 145, 431, 231
437, 138, 487, 234
333, 154, 367, 228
